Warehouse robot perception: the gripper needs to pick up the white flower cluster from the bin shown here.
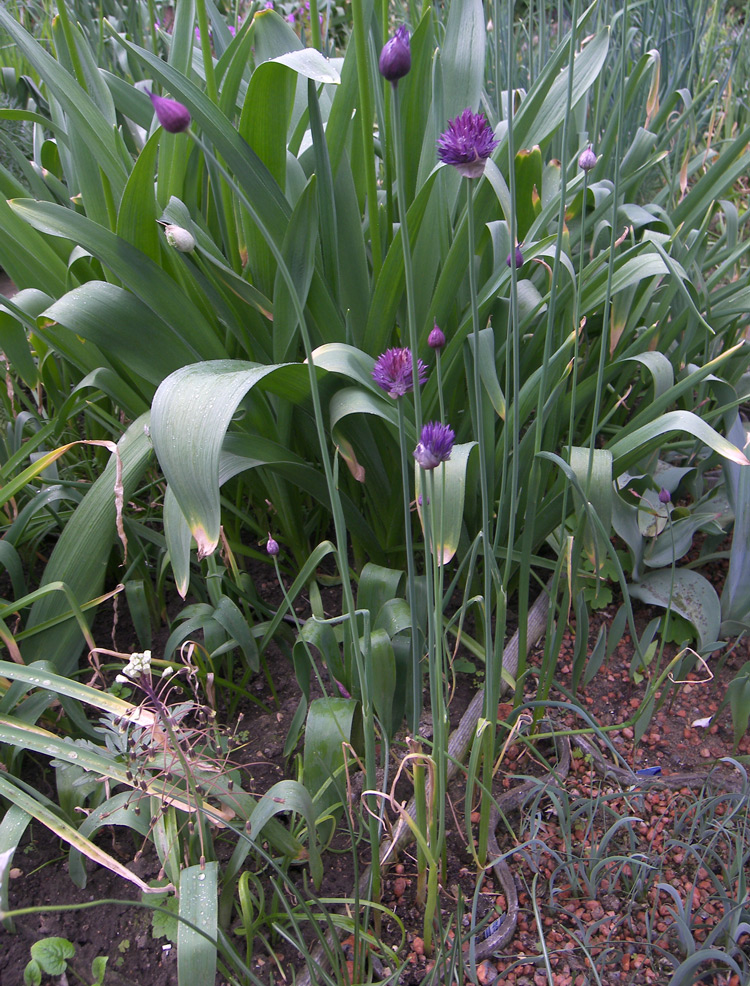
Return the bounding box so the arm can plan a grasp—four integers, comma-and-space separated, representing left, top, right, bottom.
115, 650, 152, 683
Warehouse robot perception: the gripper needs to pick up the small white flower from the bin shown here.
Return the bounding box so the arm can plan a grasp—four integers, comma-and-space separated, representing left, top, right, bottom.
115, 674, 129, 684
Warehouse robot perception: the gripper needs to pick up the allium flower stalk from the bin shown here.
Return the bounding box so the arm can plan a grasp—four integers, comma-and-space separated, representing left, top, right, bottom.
379, 25, 411, 85
373, 347, 427, 398
437, 108, 499, 179
148, 91, 191, 133
414, 421, 454, 470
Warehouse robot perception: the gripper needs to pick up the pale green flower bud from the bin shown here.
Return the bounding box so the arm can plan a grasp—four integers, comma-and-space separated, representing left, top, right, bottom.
164, 224, 196, 253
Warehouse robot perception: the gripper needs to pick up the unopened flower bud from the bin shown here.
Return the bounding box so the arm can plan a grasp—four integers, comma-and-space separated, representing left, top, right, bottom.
379, 26, 411, 84
578, 146, 597, 172
148, 90, 191, 133
658, 488, 671, 504
266, 534, 280, 556
428, 324, 446, 350
164, 224, 196, 253
507, 245, 523, 268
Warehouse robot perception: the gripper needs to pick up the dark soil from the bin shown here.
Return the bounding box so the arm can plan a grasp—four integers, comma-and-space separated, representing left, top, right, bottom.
1, 560, 749, 986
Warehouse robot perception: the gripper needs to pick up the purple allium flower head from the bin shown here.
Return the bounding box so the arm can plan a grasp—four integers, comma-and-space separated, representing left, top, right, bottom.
148, 91, 191, 133
373, 347, 427, 398
437, 108, 499, 179
658, 488, 671, 504
428, 323, 446, 350
507, 245, 523, 268
287, 11, 295, 23
379, 25, 411, 85
266, 534, 280, 556
414, 421, 455, 470
578, 146, 597, 172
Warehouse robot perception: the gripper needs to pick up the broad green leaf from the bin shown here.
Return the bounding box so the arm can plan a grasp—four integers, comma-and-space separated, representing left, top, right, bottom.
178, 863, 218, 986
619, 352, 674, 401
0, 196, 69, 294
272, 49, 340, 84
303, 698, 357, 823
151, 361, 315, 558
608, 410, 750, 472
568, 447, 614, 570
629, 570, 720, 651
0, 661, 150, 725
511, 20, 606, 153
0, 289, 51, 389
415, 443, 477, 564
40, 282, 201, 387
273, 177, 318, 361
10, 201, 225, 361
0, 805, 30, 931
69, 791, 152, 888
247, 779, 322, 887
357, 564, 404, 625
116, 129, 161, 261
366, 628, 397, 741
441, 0, 485, 121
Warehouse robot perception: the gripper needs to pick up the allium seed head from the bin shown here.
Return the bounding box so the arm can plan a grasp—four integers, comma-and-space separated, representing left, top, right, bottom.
437, 108, 499, 179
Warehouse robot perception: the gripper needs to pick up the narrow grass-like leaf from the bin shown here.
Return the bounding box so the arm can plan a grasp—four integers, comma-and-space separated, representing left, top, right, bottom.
21, 415, 153, 672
